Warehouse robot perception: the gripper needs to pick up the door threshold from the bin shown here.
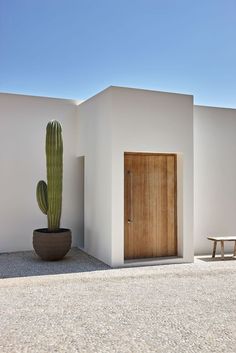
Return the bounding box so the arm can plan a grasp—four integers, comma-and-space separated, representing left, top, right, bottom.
123, 256, 184, 267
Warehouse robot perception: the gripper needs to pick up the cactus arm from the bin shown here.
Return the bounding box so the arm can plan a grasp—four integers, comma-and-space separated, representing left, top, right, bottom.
36, 180, 48, 215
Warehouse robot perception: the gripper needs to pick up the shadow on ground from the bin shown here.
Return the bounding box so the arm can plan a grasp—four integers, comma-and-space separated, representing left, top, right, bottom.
0, 248, 110, 279
197, 255, 236, 262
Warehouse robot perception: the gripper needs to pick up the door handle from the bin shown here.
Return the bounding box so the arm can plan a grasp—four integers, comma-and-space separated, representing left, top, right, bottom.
127, 170, 133, 223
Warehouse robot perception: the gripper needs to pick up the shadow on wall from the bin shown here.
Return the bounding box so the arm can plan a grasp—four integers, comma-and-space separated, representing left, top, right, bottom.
77, 156, 85, 248
0, 248, 110, 279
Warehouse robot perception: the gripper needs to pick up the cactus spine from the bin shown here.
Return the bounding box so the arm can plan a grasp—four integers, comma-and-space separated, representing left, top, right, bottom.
36, 120, 63, 231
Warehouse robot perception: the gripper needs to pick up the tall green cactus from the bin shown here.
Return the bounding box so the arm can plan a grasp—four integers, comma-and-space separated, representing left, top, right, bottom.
36, 120, 63, 231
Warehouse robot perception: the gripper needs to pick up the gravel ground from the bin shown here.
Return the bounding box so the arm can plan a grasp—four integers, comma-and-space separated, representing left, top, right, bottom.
0, 249, 235, 353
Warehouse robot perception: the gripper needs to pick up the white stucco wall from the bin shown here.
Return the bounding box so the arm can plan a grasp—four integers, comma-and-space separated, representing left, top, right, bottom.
2, 87, 235, 262
110, 87, 194, 266
77, 89, 112, 265
194, 105, 236, 255
77, 86, 194, 266
0, 93, 82, 252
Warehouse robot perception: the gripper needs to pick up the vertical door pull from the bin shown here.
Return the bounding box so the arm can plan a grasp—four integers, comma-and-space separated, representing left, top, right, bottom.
128, 170, 133, 223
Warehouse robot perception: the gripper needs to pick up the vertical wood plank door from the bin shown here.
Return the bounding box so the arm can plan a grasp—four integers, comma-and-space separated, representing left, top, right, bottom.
124, 153, 177, 260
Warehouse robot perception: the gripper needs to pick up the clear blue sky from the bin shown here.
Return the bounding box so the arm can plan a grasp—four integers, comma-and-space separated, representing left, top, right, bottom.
0, 0, 235, 107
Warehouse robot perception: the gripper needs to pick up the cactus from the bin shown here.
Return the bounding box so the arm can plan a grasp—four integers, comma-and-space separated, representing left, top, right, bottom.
36, 120, 63, 231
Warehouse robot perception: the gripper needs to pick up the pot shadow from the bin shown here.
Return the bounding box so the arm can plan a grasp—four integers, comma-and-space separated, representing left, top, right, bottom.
0, 248, 111, 279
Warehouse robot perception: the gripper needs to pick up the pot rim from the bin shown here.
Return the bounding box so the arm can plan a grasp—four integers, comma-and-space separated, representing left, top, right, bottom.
34, 228, 71, 234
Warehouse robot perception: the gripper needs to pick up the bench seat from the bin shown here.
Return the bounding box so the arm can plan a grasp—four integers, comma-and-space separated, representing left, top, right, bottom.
207, 236, 236, 259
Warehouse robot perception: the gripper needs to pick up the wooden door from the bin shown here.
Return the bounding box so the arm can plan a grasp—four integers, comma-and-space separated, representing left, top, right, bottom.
124, 153, 177, 260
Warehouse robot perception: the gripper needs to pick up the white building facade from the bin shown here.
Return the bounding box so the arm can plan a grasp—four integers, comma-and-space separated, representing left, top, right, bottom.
0, 86, 236, 267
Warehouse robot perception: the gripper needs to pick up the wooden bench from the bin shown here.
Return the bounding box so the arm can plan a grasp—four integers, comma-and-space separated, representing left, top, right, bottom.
207, 236, 236, 259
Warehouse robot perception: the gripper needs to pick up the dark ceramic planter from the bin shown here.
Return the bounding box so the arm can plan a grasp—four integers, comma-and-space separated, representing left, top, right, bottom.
33, 228, 72, 261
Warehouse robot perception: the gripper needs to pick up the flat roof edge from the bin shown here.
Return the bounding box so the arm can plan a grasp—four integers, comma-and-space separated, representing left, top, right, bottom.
0, 91, 80, 104
194, 104, 236, 111
109, 85, 194, 98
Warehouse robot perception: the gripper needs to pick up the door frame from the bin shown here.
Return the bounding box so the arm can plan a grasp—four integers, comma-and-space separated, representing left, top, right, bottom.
124, 151, 180, 261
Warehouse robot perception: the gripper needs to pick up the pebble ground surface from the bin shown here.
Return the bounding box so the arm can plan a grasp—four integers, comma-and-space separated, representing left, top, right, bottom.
0, 249, 235, 353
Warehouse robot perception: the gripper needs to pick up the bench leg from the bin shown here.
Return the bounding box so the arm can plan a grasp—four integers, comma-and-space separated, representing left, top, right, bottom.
212, 241, 217, 258
221, 241, 224, 260
234, 241, 236, 257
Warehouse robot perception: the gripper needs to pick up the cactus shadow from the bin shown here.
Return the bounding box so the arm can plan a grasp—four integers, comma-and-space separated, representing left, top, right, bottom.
0, 248, 111, 279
